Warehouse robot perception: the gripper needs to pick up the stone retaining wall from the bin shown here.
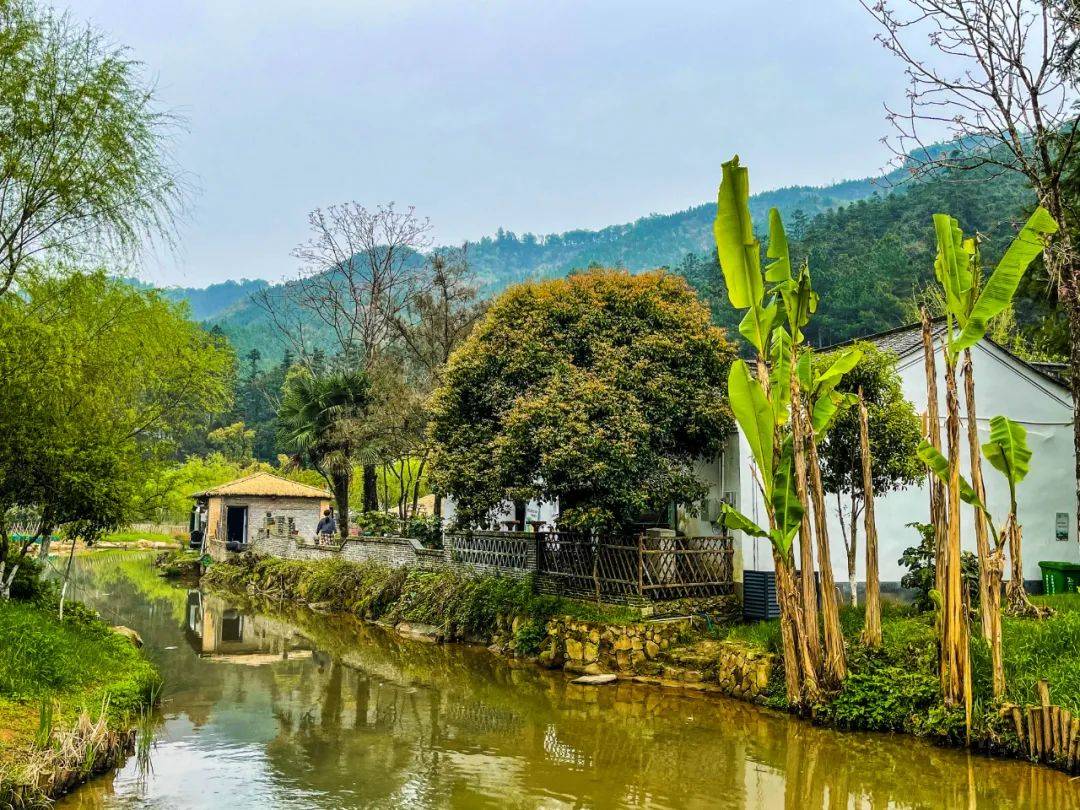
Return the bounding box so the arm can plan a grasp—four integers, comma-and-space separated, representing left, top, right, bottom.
536, 616, 694, 675
714, 640, 777, 703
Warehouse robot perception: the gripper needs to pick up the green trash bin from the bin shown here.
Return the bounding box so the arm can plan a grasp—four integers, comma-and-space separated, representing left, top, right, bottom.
1039, 561, 1080, 595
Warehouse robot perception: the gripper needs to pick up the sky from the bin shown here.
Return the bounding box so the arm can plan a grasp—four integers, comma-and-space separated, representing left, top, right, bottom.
68, 1, 913, 288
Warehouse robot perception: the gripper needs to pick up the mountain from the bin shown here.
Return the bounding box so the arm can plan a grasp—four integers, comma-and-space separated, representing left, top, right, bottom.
167, 174, 893, 362
159, 162, 1052, 365
459, 177, 886, 289
158, 278, 270, 321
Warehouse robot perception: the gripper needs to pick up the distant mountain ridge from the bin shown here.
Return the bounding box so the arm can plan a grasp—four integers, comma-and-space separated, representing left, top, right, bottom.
153, 172, 894, 361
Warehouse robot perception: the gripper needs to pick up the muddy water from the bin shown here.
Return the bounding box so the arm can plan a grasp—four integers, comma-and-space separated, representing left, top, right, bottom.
54, 553, 1078, 809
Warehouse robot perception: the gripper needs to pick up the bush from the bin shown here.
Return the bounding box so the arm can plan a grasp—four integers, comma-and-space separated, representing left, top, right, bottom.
354, 511, 401, 536
401, 515, 443, 548
7, 556, 54, 602
818, 659, 940, 731
899, 522, 979, 612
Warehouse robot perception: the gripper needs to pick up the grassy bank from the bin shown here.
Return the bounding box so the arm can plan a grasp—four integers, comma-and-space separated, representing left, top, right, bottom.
203, 553, 640, 653
0, 562, 161, 806
720, 595, 1080, 746
99, 529, 180, 546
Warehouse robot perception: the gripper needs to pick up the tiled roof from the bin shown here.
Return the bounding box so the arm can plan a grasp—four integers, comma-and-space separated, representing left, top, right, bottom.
822, 319, 946, 360
823, 318, 1069, 389
191, 472, 332, 499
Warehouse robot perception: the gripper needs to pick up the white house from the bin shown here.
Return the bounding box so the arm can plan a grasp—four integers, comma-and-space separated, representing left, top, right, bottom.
728, 322, 1078, 592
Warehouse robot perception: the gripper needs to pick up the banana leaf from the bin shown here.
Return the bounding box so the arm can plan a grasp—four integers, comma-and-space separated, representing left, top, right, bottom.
718, 503, 770, 539
728, 359, 774, 489
916, 440, 984, 509
952, 207, 1058, 354
714, 157, 763, 311
769, 436, 804, 554
981, 415, 1032, 507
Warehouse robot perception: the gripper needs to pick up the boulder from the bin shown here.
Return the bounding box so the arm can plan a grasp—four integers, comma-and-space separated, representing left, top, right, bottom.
395, 622, 443, 643
111, 626, 143, 648
572, 674, 617, 685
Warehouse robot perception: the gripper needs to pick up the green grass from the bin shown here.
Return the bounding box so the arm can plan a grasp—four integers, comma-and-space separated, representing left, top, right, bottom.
1002, 593, 1080, 711
0, 593, 161, 790
100, 530, 180, 545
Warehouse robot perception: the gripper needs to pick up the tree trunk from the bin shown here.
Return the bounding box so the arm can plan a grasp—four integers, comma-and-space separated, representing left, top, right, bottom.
921, 309, 949, 691
791, 383, 821, 673
857, 391, 881, 648
363, 464, 378, 512
986, 540, 1006, 701
773, 546, 821, 707
943, 355, 971, 730
804, 409, 846, 685
847, 494, 859, 608
962, 350, 992, 642
921, 311, 947, 608
332, 472, 350, 539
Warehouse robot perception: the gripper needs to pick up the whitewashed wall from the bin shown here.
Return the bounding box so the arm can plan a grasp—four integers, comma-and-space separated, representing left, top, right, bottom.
734, 340, 1078, 587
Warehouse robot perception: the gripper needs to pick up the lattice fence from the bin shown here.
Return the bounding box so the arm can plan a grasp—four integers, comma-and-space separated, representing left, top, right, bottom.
537, 531, 733, 601
444, 531, 533, 571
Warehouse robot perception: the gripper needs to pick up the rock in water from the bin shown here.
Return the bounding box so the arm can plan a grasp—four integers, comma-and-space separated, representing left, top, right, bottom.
571, 673, 617, 685
395, 622, 443, 643
111, 626, 143, 648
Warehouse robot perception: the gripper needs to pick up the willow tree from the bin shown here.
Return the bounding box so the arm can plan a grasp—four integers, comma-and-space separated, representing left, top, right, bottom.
915, 207, 1056, 720
714, 157, 859, 704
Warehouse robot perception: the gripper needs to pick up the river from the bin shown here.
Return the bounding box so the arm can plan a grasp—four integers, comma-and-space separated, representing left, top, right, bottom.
51, 553, 1078, 809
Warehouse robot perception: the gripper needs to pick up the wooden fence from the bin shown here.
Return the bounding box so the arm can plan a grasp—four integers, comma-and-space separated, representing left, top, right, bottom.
535, 531, 734, 602
1006, 679, 1080, 771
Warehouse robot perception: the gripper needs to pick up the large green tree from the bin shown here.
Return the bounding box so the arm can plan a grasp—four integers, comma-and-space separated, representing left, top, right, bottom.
0, 271, 232, 591
816, 342, 923, 606
429, 269, 736, 530
0, 0, 180, 295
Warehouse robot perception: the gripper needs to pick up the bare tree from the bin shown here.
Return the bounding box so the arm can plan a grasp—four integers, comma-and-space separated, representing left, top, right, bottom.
257, 202, 432, 512
863, 0, 1080, 536
392, 246, 486, 386
388, 246, 487, 518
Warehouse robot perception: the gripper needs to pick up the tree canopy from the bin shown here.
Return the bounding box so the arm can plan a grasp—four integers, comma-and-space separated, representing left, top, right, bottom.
0, 0, 181, 295
429, 269, 736, 530
0, 271, 232, 556
817, 341, 924, 501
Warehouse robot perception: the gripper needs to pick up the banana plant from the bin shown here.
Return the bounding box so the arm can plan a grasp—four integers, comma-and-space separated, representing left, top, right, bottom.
933, 208, 1057, 358
721, 358, 803, 554
917, 414, 1035, 696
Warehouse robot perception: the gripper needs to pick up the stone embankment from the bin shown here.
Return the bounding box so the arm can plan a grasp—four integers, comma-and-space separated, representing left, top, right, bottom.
473, 600, 778, 703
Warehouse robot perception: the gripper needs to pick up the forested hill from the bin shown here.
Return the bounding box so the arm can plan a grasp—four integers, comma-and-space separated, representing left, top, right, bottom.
461, 176, 882, 289
678, 165, 1044, 350
163, 174, 889, 361
160, 164, 1051, 363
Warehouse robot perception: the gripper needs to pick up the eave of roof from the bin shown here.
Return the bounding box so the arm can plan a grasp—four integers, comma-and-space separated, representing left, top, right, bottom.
191, 471, 332, 499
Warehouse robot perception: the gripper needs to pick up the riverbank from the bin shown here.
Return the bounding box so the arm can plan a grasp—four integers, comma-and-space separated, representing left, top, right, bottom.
202, 553, 1080, 777
0, 563, 161, 808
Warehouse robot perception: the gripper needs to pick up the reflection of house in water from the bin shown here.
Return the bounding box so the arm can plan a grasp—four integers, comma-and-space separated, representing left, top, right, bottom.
184, 590, 315, 665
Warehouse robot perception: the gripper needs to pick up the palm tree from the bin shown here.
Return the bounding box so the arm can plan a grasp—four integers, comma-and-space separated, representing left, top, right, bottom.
277, 369, 371, 539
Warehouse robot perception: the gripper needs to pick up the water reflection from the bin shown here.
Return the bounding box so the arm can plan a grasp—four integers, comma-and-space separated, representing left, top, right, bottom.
56, 554, 1079, 809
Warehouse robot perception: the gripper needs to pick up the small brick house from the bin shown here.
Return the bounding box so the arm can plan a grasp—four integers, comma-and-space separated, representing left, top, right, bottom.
191, 472, 332, 558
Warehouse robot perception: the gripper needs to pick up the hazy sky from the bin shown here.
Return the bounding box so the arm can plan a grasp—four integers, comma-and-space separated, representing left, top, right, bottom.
69, 1, 912, 288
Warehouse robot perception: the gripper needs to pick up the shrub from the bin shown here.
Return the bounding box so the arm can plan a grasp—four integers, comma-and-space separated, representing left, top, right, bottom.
899, 522, 979, 612
817, 659, 941, 732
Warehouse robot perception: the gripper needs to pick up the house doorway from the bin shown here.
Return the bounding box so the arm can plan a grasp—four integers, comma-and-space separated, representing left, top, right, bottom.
226, 505, 248, 545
